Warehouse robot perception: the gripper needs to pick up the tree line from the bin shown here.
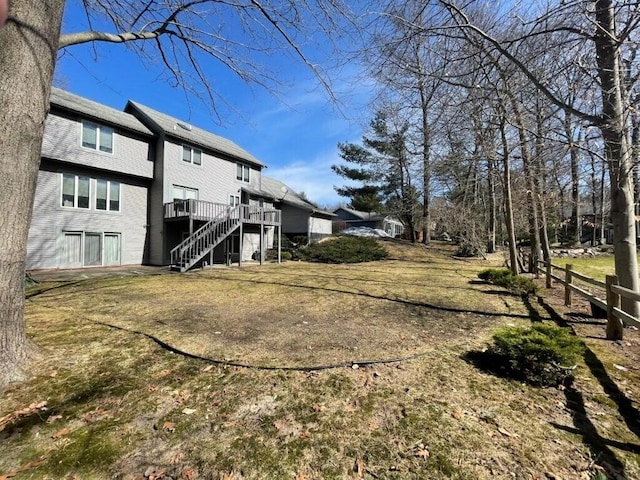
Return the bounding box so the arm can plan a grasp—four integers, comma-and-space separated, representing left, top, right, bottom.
333, 0, 640, 318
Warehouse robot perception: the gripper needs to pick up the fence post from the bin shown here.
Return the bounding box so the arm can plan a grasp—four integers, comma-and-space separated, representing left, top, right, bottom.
564, 264, 573, 306
606, 274, 624, 340
545, 258, 552, 289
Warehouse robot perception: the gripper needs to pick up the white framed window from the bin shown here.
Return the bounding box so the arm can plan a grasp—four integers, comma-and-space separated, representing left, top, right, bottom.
236, 163, 250, 182
61, 173, 90, 209
172, 185, 198, 201
96, 179, 121, 212
60, 231, 121, 268
82, 120, 113, 153
229, 194, 240, 206
182, 145, 202, 165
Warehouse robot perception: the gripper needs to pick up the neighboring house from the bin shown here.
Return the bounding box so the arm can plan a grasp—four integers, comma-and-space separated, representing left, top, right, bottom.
27, 88, 282, 272
125, 101, 280, 269
28, 88, 155, 270
260, 177, 334, 243
333, 207, 404, 238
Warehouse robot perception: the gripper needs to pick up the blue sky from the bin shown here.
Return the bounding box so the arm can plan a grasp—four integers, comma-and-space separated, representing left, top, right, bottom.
54, 2, 374, 208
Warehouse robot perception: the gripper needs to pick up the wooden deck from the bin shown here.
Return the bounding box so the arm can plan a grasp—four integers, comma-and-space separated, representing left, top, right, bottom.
164, 200, 280, 225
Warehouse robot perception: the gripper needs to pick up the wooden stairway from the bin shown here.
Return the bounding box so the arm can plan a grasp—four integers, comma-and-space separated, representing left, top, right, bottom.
169, 206, 240, 272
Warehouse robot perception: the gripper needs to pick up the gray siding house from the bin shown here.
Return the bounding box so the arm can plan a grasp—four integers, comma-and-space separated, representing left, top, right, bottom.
261, 177, 334, 243
124, 101, 280, 269
27, 88, 154, 270
27, 88, 295, 272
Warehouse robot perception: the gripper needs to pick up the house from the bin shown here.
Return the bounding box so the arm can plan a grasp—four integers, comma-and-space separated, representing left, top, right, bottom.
28, 88, 155, 270
124, 101, 280, 270
333, 207, 404, 238
27, 88, 282, 272
260, 176, 334, 243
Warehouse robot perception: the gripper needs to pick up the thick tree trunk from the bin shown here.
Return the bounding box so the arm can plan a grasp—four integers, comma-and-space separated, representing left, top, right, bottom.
594, 0, 639, 317
0, 0, 64, 385
506, 90, 541, 268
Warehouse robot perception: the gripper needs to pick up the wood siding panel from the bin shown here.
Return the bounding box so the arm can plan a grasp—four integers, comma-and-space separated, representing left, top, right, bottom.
42, 112, 153, 179
27, 162, 149, 270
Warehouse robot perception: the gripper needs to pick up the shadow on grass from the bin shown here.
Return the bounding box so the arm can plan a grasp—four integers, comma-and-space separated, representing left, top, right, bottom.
471, 293, 640, 479
212, 276, 534, 320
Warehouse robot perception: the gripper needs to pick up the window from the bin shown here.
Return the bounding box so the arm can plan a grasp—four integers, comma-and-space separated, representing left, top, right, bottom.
96, 179, 120, 212
82, 120, 113, 153
60, 231, 121, 268
182, 145, 202, 165
236, 163, 250, 182
229, 194, 240, 206
61, 173, 90, 209
172, 185, 198, 201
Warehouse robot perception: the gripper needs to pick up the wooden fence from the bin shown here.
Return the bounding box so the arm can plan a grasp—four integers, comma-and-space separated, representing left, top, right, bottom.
534, 258, 640, 340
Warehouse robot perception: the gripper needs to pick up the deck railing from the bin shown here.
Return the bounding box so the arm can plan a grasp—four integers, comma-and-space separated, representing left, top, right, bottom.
169, 206, 241, 272
164, 200, 280, 225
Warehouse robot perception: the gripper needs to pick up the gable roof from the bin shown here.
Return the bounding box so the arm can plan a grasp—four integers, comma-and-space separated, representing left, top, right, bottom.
126, 101, 264, 168
334, 207, 385, 221
261, 176, 334, 216
49, 87, 152, 136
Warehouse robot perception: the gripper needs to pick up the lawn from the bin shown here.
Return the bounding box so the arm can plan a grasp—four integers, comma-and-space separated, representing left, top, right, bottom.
1, 241, 639, 479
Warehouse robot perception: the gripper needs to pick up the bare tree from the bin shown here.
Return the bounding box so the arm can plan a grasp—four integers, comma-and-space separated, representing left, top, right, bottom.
0, 0, 355, 385
408, 0, 640, 324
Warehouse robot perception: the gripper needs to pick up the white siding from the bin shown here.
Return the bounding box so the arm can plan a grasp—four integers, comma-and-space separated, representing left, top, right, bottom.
27, 162, 149, 270
42, 112, 153, 179
162, 139, 261, 204
310, 217, 332, 235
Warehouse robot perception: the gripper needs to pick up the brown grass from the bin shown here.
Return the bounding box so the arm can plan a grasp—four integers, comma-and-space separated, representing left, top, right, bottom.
1, 240, 638, 479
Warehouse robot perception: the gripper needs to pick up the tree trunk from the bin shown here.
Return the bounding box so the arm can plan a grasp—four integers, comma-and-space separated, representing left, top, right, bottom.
487, 156, 497, 254
565, 113, 582, 245
500, 117, 518, 274
510, 96, 542, 270
594, 0, 639, 317
0, 0, 64, 385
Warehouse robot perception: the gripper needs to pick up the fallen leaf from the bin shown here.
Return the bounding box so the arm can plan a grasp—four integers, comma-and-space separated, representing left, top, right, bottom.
181, 467, 197, 479
368, 420, 380, 430
0, 455, 48, 479
452, 410, 462, 420
46, 414, 63, 424
273, 419, 285, 431
613, 364, 628, 371
49, 370, 58, 377
202, 365, 213, 372
162, 421, 175, 433
299, 431, 311, 439
497, 427, 512, 437
52, 427, 70, 439
182, 408, 196, 415
311, 403, 325, 412
157, 369, 172, 378
415, 447, 430, 459
295, 472, 310, 480
0, 401, 48, 432
353, 458, 366, 478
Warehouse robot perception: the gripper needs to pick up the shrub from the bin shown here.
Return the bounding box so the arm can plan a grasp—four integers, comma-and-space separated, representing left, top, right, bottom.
478, 268, 537, 296
488, 324, 584, 387
295, 236, 388, 263
281, 251, 292, 261
455, 241, 485, 258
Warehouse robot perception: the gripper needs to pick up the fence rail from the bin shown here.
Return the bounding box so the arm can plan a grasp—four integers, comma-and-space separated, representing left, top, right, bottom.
534, 258, 640, 340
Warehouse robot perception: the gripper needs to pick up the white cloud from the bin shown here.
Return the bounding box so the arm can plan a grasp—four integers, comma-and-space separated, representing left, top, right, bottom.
267, 142, 360, 208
